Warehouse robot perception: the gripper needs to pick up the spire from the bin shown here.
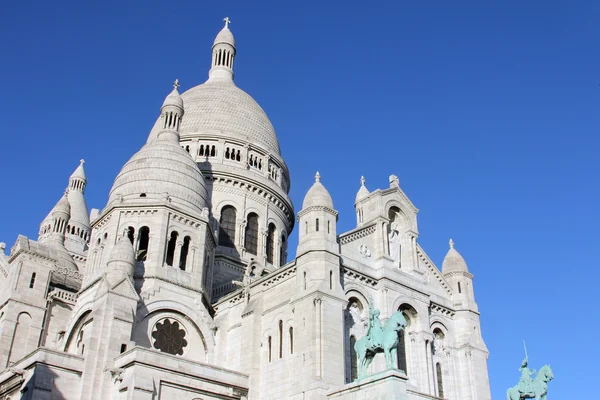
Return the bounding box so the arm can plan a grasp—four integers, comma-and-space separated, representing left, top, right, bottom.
209, 18, 236, 81
355, 175, 370, 203
156, 81, 184, 141
70, 159, 87, 182
65, 159, 91, 252
449, 238, 454, 249
315, 171, 321, 183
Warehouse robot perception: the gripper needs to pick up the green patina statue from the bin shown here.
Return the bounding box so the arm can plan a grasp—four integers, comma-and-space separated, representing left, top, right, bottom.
354, 302, 408, 379
506, 345, 554, 400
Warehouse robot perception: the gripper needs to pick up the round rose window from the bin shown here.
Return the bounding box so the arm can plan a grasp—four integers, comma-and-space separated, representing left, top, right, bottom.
151, 318, 188, 355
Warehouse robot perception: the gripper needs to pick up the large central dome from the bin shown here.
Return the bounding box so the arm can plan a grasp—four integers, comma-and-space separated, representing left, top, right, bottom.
179, 79, 281, 156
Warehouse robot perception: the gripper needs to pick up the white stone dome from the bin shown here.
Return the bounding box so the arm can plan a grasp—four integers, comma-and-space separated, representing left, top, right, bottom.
159, 79, 282, 156
162, 87, 184, 109
108, 137, 209, 215
302, 173, 334, 210
214, 27, 235, 47
442, 240, 469, 274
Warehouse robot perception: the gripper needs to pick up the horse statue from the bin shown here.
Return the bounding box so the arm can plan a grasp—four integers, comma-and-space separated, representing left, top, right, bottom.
354, 306, 408, 379
506, 364, 554, 400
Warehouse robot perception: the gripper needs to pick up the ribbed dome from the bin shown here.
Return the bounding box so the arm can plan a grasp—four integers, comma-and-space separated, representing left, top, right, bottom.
302, 172, 334, 209
108, 137, 209, 215
166, 80, 281, 156
70, 159, 86, 180
214, 27, 235, 47
148, 81, 281, 156
442, 239, 469, 274
53, 194, 71, 216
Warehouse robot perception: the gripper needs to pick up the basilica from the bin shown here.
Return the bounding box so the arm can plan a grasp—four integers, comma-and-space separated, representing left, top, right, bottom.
0, 20, 491, 400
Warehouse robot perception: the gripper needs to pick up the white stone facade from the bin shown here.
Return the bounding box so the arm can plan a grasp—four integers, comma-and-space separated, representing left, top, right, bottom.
0, 21, 491, 400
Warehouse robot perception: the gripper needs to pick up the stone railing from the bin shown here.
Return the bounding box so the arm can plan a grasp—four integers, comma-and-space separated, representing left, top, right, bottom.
48, 288, 78, 304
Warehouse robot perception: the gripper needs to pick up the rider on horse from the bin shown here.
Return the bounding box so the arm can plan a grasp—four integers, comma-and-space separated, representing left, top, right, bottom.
366, 303, 384, 350
518, 357, 536, 394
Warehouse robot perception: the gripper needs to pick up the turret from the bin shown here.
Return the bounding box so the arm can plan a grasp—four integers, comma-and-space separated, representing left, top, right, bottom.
156, 79, 184, 140
296, 172, 338, 257
354, 176, 369, 225
39, 193, 71, 246
208, 17, 236, 81
442, 239, 477, 310
105, 230, 136, 286
65, 159, 91, 253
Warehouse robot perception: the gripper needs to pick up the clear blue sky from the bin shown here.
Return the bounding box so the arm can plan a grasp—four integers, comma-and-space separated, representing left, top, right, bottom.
1, 1, 598, 397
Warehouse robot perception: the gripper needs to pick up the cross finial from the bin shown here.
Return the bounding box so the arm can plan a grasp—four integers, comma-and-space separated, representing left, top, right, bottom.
449, 238, 454, 249
315, 171, 321, 183
79, 159, 85, 165
224, 17, 231, 29
173, 79, 180, 90
360, 176, 366, 186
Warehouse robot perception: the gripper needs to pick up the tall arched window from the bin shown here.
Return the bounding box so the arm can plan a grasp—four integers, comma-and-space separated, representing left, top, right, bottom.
245, 213, 259, 255
166, 231, 178, 266
127, 226, 135, 245
278, 320, 283, 358
266, 223, 276, 264
179, 236, 191, 270
316, 218, 319, 232
268, 336, 272, 362
397, 329, 407, 373
436, 362, 444, 397
280, 234, 286, 266
137, 226, 150, 261
218, 206, 237, 248
350, 335, 358, 382
289, 327, 294, 354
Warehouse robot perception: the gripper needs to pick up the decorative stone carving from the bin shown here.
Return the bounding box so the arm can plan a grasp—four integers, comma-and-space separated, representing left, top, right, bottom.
388, 222, 401, 265
359, 244, 371, 258
151, 318, 188, 356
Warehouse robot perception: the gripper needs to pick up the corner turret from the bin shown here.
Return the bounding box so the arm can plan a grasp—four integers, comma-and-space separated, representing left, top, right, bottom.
208, 17, 236, 81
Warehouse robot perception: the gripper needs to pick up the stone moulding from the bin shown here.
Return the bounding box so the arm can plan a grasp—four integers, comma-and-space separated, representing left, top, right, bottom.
342, 266, 377, 287
339, 224, 377, 245
416, 244, 452, 295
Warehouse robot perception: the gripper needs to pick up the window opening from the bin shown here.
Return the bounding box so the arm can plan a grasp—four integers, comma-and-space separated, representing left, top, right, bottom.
436, 363, 444, 397
29, 272, 36, 289
289, 327, 294, 354
218, 206, 237, 248
266, 223, 276, 264
244, 213, 259, 255
279, 320, 283, 358
179, 236, 191, 270
166, 231, 178, 266
137, 226, 150, 261
127, 226, 135, 245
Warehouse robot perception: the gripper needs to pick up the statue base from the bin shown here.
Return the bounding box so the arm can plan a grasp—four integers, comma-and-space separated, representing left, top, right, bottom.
327, 368, 408, 400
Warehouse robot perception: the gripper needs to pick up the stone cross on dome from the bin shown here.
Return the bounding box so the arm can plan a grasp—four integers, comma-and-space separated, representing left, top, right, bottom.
315, 171, 321, 183
173, 79, 180, 90
360, 176, 366, 186
224, 17, 231, 29
80, 159, 85, 165
449, 238, 455, 249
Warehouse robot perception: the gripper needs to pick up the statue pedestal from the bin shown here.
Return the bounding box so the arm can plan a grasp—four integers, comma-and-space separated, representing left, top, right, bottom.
327, 369, 408, 400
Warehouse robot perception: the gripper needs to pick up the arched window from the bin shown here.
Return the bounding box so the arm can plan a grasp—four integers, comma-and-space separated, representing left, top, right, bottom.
199, 145, 204, 156
304, 271, 307, 290
436, 363, 444, 397
266, 223, 276, 264
166, 231, 178, 266
329, 270, 333, 289
244, 213, 259, 255
350, 335, 358, 381
29, 272, 36, 289
268, 336, 272, 362
316, 218, 319, 232
278, 320, 283, 358
127, 226, 135, 245
397, 329, 407, 373
210, 145, 216, 157
280, 234, 286, 266
289, 327, 294, 354
179, 236, 191, 270
218, 206, 237, 248
458, 282, 462, 293
137, 226, 150, 261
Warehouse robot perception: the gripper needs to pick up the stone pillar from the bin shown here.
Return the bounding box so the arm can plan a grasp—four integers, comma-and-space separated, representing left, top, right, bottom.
172, 241, 183, 269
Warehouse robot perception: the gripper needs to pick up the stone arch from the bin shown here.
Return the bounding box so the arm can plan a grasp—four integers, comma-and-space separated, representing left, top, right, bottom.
344, 288, 369, 384
8, 312, 32, 364
64, 309, 92, 355
134, 300, 215, 361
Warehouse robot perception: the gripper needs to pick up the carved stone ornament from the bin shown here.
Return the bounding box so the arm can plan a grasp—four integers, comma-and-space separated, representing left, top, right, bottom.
359, 244, 371, 258
151, 318, 188, 356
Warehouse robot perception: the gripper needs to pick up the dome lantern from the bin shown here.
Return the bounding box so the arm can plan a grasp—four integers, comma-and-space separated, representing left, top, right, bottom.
209, 17, 236, 81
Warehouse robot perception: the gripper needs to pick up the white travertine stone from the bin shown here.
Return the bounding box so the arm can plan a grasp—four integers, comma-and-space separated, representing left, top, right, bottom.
0, 18, 492, 400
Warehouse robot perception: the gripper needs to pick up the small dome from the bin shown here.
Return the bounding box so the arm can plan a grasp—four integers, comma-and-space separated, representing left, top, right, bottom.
162, 86, 184, 110
108, 137, 209, 215
355, 176, 370, 203
108, 232, 135, 267
213, 27, 235, 47
442, 239, 469, 274
302, 172, 334, 209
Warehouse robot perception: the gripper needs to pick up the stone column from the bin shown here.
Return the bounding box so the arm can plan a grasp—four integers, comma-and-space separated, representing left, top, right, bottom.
172, 241, 183, 269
